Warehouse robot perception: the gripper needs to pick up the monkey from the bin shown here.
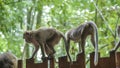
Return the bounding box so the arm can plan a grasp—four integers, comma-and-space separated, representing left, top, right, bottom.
0, 52, 17, 68
111, 25, 120, 52
65, 21, 98, 66
23, 27, 72, 62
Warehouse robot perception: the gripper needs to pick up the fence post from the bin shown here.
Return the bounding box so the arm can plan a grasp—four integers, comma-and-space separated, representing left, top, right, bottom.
50, 57, 55, 68
59, 56, 70, 68
109, 51, 116, 68
70, 52, 85, 68
18, 60, 22, 68
26, 58, 48, 68
116, 52, 120, 68
90, 52, 100, 68
90, 52, 116, 68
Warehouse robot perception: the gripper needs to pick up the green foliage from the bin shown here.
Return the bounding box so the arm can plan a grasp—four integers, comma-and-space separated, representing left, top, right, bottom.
0, 32, 8, 52
0, 0, 120, 67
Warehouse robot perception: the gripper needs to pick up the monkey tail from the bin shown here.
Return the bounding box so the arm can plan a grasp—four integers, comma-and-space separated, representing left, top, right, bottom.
60, 33, 72, 63
89, 22, 98, 66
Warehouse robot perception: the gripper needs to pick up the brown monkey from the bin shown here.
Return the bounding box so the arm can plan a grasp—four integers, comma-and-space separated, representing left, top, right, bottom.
23, 27, 72, 62
111, 25, 120, 52
66, 21, 98, 66
0, 52, 17, 68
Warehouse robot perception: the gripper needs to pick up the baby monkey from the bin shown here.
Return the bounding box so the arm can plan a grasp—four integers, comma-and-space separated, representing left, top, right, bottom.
23, 27, 72, 62
66, 21, 98, 66
0, 52, 17, 68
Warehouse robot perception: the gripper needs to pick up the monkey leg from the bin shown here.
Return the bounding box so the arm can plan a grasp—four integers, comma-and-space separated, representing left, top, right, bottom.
81, 39, 85, 53
47, 45, 56, 60
40, 43, 47, 62
30, 45, 39, 59
78, 42, 82, 53
40, 42, 55, 60
43, 43, 55, 61
66, 39, 70, 53
66, 39, 72, 62
45, 44, 53, 55
48, 54, 55, 60
91, 36, 95, 48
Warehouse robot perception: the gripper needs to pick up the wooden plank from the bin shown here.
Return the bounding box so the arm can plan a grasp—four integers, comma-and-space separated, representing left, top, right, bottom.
90, 52, 116, 68
26, 58, 48, 68
116, 52, 120, 68
18, 52, 119, 68
109, 51, 116, 68
18, 60, 22, 68
58, 56, 70, 68
90, 52, 100, 68
50, 57, 55, 68
70, 52, 85, 68
59, 52, 85, 68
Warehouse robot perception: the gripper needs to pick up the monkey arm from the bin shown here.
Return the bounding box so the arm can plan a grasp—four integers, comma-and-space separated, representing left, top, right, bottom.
31, 45, 39, 59
65, 37, 72, 62
66, 38, 70, 54
31, 38, 48, 61
81, 39, 85, 53
67, 42, 72, 62
78, 42, 82, 53
39, 42, 47, 61
41, 43, 45, 57
30, 39, 40, 59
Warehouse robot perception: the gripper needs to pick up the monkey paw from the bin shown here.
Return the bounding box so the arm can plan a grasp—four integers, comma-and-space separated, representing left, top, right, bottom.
42, 57, 48, 62
48, 56, 54, 60
29, 57, 34, 60
47, 54, 54, 60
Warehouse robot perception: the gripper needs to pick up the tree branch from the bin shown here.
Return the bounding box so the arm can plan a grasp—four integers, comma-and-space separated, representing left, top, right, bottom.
93, 1, 115, 38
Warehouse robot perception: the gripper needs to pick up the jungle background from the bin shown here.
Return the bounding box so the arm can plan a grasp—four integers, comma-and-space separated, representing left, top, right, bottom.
0, 0, 120, 68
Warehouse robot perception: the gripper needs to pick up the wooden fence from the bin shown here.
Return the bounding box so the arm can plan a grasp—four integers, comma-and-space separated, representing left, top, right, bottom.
18, 52, 120, 68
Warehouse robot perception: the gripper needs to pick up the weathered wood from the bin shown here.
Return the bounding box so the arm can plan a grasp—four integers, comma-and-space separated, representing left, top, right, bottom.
90, 52, 116, 68
17, 58, 55, 68
26, 59, 48, 68
18, 60, 22, 68
116, 52, 120, 68
59, 52, 85, 68
70, 52, 85, 68
90, 52, 100, 68
18, 52, 119, 68
58, 56, 70, 68
50, 58, 55, 68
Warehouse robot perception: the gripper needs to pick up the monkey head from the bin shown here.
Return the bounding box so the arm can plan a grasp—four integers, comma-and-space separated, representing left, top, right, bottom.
0, 56, 14, 68
23, 31, 40, 46
23, 31, 33, 43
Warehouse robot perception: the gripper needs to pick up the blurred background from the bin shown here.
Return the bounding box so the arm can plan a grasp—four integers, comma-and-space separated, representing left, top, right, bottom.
0, 0, 120, 67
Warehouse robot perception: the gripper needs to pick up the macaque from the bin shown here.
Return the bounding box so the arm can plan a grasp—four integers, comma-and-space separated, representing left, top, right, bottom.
23, 27, 72, 62
111, 25, 120, 52
0, 52, 17, 68
66, 21, 98, 66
